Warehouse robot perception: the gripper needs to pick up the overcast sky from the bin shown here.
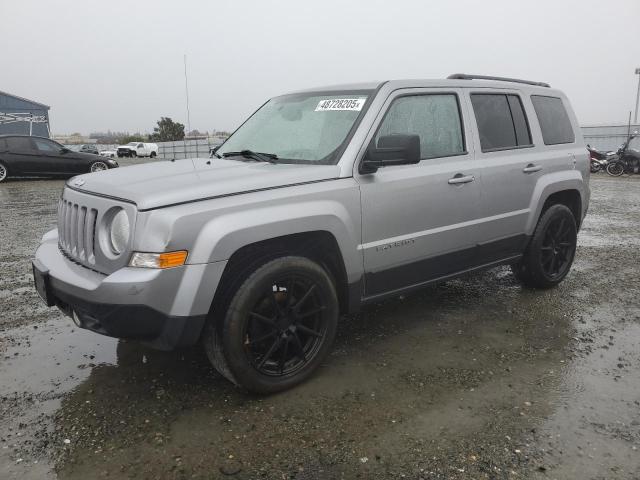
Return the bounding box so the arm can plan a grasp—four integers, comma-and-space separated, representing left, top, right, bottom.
2, 0, 639, 135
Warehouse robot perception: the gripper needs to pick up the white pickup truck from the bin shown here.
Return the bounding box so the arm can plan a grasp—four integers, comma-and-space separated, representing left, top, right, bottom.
117, 142, 158, 158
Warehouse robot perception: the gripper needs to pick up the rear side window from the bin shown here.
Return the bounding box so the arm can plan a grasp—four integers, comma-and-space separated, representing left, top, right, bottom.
375, 94, 465, 160
531, 95, 575, 145
6, 137, 32, 151
471, 94, 532, 151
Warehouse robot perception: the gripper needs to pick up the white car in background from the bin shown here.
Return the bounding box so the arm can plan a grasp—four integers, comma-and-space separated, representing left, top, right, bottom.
99, 149, 117, 158
117, 142, 158, 158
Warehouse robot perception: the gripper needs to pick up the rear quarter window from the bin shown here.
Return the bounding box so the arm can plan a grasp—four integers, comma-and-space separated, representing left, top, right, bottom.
531, 95, 575, 145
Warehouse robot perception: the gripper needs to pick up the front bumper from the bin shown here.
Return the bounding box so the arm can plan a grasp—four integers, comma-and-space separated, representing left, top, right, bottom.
33, 230, 227, 350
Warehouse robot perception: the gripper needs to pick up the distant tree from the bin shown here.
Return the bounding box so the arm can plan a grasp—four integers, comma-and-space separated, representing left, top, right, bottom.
149, 117, 185, 142
120, 134, 146, 143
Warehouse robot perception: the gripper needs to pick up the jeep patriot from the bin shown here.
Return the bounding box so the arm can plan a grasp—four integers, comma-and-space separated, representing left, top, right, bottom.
33, 74, 590, 392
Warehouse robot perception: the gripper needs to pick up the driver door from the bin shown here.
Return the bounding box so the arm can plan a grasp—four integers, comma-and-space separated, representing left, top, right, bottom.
356, 88, 483, 298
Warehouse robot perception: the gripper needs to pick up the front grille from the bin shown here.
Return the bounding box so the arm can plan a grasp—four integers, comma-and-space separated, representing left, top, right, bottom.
58, 199, 98, 265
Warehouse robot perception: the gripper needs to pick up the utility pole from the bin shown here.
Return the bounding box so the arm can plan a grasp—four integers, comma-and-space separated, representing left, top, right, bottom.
184, 54, 192, 135
635, 67, 640, 124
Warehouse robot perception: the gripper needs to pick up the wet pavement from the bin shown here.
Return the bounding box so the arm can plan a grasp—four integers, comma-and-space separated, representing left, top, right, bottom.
0, 172, 639, 479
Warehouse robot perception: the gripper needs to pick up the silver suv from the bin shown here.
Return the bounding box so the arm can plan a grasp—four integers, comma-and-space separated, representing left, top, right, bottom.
33, 75, 590, 393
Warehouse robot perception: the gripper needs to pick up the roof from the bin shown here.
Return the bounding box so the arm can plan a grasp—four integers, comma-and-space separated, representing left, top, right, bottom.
288, 76, 559, 96
0, 90, 50, 109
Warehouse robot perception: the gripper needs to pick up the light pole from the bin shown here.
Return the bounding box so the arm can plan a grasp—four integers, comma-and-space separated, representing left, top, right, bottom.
635, 68, 640, 124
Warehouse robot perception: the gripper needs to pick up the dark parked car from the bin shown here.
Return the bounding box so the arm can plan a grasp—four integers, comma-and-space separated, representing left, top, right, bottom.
66, 144, 100, 155
0, 135, 118, 182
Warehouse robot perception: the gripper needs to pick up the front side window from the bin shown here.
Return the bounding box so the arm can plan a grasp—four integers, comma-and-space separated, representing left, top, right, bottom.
217, 90, 372, 164
531, 95, 575, 145
471, 93, 532, 151
374, 94, 465, 160
33, 138, 60, 153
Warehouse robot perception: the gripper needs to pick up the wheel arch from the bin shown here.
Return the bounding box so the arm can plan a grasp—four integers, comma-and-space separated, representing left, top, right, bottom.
209, 231, 353, 318
526, 172, 587, 234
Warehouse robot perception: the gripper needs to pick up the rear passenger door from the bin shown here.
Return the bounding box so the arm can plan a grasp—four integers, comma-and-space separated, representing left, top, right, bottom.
6, 136, 39, 174
465, 90, 540, 255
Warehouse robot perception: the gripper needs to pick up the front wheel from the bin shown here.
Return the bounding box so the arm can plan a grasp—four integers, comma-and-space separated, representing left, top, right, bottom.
0, 161, 8, 182
150, 151, 156, 158
512, 204, 577, 289
90, 161, 108, 172
606, 161, 624, 177
203, 256, 339, 393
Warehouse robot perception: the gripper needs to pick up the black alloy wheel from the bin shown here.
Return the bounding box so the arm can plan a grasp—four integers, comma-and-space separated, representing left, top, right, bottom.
203, 256, 339, 393
539, 216, 574, 280
244, 273, 328, 376
512, 204, 577, 289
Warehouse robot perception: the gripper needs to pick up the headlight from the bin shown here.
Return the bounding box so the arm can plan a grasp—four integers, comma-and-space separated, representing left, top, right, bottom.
109, 209, 130, 255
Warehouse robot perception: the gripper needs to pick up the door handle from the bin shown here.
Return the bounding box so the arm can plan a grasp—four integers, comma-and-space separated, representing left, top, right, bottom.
448, 174, 475, 185
523, 164, 542, 173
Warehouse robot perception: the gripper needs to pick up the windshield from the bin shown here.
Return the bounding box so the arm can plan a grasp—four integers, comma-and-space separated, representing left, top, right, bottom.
217, 90, 372, 164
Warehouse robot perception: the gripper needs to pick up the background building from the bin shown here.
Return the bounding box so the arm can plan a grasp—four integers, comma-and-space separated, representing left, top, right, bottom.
0, 90, 50, 137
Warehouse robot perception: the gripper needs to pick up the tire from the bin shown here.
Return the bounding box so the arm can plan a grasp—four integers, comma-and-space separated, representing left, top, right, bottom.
590, 160, 600, 173
150, 151, 156, 158
131, 151, 137, 158
0, 161, 8, 182
90, 161, 109, 173
606, 161, 624, 177
511, 204, 577, 289
203, 256, 339, 393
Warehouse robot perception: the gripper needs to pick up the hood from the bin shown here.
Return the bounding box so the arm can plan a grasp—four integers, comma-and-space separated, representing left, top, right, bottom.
68, 158, 341, 210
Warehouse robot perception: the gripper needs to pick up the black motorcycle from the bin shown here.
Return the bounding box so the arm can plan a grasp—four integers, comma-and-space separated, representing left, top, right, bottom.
587, 145, 616, 173
606, 131, 640, 176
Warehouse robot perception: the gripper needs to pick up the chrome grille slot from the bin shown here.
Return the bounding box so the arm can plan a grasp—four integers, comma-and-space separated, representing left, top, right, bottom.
58, 199, 99, 266
70, 204, 79, 256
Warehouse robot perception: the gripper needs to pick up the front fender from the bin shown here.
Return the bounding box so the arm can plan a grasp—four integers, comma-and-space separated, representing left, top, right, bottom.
188, 200, 362, 283
525, 170, 588, 234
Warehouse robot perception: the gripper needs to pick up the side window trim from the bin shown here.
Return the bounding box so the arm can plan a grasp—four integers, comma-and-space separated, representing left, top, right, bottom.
505, 94, 533, 148
371, 91, 468, 163
470, 91, 536, 153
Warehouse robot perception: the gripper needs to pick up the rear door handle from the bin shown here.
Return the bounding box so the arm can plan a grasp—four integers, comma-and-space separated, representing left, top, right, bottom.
448, 174, 475, 185
523, 164, 542, 173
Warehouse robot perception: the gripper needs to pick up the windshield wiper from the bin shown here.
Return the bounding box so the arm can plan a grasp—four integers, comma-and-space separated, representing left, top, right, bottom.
222, 150, 278, 163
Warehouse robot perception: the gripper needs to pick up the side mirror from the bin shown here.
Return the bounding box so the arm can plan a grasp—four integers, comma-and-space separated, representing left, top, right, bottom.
60, 147, 70, 154
360, 134, 420, 174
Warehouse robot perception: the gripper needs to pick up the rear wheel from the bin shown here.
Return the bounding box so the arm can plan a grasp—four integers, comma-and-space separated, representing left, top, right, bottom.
203, 256, 339, 393
150, 151, 156, 158
0, 161, 8, 182
606, 161, 624, 177
590, 160, 601, 173
512, 204, 577, 289
90, 161, 108, 172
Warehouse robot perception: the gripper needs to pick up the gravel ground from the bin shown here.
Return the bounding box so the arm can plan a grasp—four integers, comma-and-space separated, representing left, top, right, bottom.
0, 171, 638, 480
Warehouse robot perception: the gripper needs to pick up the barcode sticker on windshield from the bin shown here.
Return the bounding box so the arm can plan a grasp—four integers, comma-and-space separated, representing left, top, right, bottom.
315, 98, 366, 112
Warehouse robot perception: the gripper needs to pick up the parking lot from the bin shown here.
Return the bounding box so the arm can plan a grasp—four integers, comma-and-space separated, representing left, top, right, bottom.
0, 171, 639, 479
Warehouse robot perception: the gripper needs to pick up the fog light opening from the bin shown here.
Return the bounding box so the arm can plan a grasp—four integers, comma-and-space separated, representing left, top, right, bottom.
72, 310, 82, 327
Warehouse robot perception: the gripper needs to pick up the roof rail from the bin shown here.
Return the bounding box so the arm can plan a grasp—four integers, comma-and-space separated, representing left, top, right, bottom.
447, 73, 550, 88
